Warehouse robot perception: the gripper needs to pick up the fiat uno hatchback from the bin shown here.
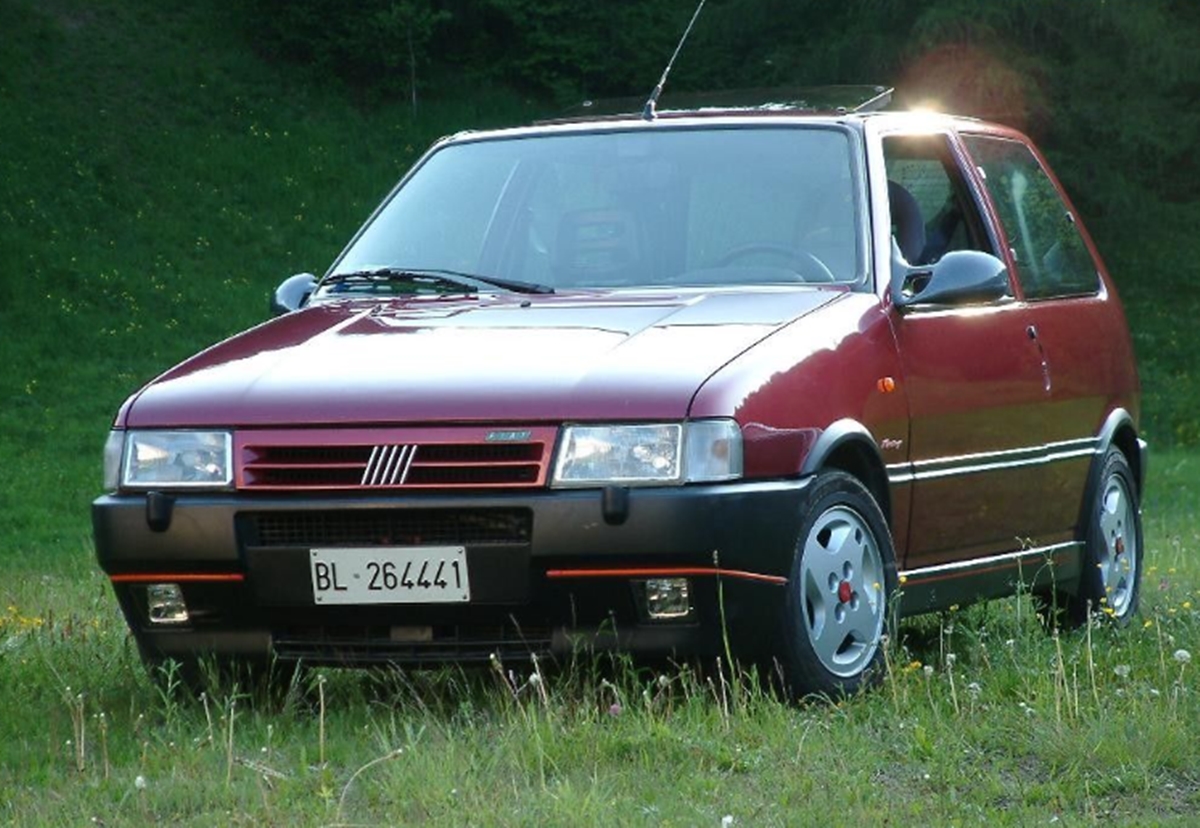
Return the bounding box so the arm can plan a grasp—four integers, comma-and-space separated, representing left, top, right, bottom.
94, 88, 1144, 697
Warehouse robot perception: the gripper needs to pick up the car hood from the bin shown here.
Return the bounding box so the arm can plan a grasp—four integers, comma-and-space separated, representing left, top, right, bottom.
121, 288, 844, 427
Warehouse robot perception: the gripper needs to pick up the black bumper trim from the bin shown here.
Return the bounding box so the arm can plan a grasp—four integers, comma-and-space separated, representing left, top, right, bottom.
94, 478, 811, 666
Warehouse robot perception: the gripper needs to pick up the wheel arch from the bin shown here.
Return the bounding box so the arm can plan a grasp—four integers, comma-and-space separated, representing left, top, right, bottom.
1097, 408, 1146, 497
1056, 407, 1146, 622
1072, 407, 1145, 546
799, 419, 891, 525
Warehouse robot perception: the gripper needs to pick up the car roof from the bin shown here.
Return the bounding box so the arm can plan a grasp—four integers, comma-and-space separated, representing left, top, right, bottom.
435, 86, 992, 146
544, 84, 896, 123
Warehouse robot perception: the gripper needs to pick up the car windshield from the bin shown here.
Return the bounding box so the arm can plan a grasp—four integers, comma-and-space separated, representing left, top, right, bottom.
324, 125, 864, 294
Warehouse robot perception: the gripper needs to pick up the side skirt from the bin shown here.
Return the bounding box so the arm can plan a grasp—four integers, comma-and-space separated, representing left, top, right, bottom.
897, 541, 1083, 615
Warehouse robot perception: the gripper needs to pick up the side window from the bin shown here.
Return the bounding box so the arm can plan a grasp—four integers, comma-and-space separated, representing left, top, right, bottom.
883, 134, 991, 266
962, 135, 1099, 300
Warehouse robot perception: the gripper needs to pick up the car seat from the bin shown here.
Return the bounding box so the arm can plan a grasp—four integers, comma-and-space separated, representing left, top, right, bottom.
888, 180, 926, 264
554, 208, 641, 286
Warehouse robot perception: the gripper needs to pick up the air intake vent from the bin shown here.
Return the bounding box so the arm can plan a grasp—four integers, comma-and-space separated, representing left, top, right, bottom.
242, 508, 532, 548
235, 426, 555, 491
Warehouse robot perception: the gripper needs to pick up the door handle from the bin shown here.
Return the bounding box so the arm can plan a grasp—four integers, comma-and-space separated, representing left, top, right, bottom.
1026, 325, 1051, 392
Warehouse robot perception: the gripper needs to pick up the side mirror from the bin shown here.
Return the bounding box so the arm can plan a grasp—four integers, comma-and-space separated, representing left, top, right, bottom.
271, 273, 317, 315
892, 249, 1011, 309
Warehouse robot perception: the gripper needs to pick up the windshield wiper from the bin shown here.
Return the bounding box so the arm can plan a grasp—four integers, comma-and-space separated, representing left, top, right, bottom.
320, 267, 554, 295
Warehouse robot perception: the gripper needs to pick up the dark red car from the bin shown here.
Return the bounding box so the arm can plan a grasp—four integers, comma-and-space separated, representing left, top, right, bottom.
93, 89, 1144, 697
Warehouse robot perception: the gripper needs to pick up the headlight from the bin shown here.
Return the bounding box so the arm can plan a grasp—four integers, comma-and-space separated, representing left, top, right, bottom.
552, 420, 742, 487
121, 431, 233, 489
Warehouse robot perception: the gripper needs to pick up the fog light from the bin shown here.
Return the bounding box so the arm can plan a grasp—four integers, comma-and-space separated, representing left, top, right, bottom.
641, 578, 692, 620
146, 583, 189, 625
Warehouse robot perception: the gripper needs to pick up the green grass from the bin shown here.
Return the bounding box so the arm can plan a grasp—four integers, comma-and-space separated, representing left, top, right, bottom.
1, 0, 1198, 824
1, 453, 1198, 825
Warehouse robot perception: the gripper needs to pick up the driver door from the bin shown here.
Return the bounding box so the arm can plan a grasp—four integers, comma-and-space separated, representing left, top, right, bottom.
884, 132, 1052, 569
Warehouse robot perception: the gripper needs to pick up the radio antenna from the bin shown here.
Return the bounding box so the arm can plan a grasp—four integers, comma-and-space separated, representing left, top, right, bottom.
642, 0, 707, 121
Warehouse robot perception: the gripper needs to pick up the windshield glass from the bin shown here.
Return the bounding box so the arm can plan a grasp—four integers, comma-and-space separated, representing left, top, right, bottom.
326, 126, 864, 293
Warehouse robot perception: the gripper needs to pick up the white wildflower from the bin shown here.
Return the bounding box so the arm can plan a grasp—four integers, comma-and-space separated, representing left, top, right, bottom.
923, 665, 934, 678
721, 817, 735, 828
1173, 649, 1191, 665
135, 775, 148, 791
1113, 664, 1131, 678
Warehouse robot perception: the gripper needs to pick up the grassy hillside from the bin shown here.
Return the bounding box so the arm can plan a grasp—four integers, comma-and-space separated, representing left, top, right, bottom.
0, 0, 533, 559
0, 1, 1195, 565
0, 1, 1198, 823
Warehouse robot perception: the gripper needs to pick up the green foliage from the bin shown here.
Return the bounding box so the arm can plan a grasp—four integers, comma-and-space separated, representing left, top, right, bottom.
246, 0, 450, 105
462, 0, 691, 102
237, 0, 1200, 234
243, 0, 703, 104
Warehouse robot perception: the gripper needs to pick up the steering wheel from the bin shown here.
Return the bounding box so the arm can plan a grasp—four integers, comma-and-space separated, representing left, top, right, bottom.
716, 243, 837, 283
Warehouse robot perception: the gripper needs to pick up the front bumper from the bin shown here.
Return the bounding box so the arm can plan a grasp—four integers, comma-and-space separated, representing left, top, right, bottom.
93, 479, 809, 667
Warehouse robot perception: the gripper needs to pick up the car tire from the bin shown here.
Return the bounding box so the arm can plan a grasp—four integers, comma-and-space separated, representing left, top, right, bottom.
1052, 447, 1143, 628
779, 471, 897, 699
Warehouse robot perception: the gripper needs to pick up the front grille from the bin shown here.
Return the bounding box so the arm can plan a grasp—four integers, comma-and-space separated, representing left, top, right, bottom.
236, 426, 555, 491
272, 623, 553, 664
242, 508, 532, 548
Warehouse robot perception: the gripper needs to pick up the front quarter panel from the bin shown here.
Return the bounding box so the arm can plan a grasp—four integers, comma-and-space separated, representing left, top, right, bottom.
689, 292, 909, 480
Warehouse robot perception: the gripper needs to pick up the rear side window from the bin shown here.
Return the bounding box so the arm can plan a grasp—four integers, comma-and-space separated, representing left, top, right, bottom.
962, 135, 1099, 300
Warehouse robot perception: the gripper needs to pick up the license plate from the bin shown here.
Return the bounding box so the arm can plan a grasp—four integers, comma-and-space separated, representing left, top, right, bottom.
309, 546, 470, 605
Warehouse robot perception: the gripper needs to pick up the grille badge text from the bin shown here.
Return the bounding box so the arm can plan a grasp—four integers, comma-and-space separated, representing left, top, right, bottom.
486, 430, 532, 442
